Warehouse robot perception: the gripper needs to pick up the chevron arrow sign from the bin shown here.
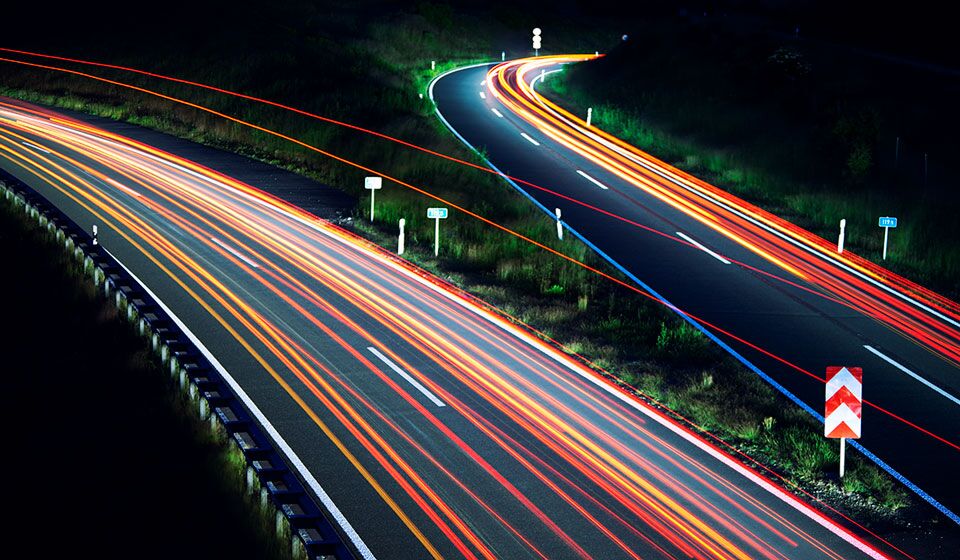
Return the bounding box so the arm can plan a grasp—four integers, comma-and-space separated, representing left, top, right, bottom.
825, 366, 862, 439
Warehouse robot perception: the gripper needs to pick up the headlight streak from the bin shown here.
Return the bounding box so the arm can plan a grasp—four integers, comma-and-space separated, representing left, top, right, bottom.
0, 107, 910, 558
1, 54, 956, 413
0, 67, 954, 465
489, 57, 960, 372
0, 49, 945, 334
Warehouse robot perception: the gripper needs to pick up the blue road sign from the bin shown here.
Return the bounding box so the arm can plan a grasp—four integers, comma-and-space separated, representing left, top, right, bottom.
427, 207, 449, 219
878, 217, 898, 228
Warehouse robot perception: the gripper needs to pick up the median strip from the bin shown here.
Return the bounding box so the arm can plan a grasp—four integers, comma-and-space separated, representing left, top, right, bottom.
367, 346, 446, 407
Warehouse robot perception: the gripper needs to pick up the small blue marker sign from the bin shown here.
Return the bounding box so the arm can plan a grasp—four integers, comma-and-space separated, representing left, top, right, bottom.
427, 207, 448, 220
878, 217, 897, 228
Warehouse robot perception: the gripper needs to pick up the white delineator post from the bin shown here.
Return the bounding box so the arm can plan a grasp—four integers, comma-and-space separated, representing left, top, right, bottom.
555, 207, 563, 240
427, 207, 448, 257
501, 51, 505, 62
586, 107, 593, 127
364, 176, 382, 222
398, 218, 406, 255
92, 224, 99, 246
837, 218, 846, 254
532, 28, 541, 56
431, 60, 436, 71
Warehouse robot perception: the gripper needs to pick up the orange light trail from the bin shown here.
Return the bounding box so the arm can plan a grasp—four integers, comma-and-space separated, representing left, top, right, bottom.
0, 102, 907, 558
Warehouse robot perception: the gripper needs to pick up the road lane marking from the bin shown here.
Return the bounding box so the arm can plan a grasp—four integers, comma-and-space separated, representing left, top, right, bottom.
367, 347, 446, 407
210, 237, 260, 269
102, 247, 377, 559
520, 132, 540, 146
113, 182, 142, 199
575, 169, 609, 190
490, 108, 504, 118
21, 141, 50, 154
676, 232, 731, 265
863, 345, 960, 406
479, 91, 485, 99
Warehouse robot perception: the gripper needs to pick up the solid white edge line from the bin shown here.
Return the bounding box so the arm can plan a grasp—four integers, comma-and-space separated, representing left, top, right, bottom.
101, 246, 377, 560
575, 169, 609, 190
520, 132, 540, 146
676, 231, 732, 265
21, 80, 882, 559
366, 347, 446, 407
529, 70, 960, 332
863, 345, 960, 406
490, 108, 504, 118
427, 63, 888, 559
210, 236, 260, 269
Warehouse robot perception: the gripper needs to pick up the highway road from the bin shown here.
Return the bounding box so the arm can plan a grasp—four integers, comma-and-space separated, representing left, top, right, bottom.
0, 99, 901, 559
431, 57, 960, 520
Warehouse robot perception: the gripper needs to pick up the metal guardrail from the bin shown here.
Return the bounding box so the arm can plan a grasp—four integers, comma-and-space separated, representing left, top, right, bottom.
0, 169, 356, 560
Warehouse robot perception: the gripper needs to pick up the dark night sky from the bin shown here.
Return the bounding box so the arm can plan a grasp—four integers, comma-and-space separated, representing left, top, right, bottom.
4, 1, 955, 67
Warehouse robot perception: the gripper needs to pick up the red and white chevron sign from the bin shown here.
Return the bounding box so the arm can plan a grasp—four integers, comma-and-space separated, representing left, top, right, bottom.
824, 366, 862, 439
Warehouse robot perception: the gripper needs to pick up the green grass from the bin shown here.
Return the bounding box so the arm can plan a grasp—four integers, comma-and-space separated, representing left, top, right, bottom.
540, 19, 960, 298
0, 2, 923, 523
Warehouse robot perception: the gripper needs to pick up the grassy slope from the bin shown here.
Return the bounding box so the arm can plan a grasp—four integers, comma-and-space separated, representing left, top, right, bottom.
0, 0, 934, 528
543, 13, 960, 298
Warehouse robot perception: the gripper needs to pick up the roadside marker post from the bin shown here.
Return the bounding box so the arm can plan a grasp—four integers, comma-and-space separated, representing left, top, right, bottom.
878, 216, 897, 260
398, 218, 406, 255
501, 51, 505, 62
555, 207, 563, 240
825, 366, 862, 478
586, 107, 593, 127
837, 218, 846, 254
427, 207, 448, 256
431, 60, 436, 71
364, 176, 382, 222
92, 224, 99, 246
532, 28, 542, 56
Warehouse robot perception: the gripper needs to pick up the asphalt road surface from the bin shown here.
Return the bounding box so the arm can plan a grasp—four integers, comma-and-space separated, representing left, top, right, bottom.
431, 59, 960, 520
0, 98, 901, 559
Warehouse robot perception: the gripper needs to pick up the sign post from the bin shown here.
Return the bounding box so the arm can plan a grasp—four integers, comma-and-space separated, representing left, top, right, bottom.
586, 107, 593, 127
398, 218, 406, 255
364, 177, 382, 222
427, 207, 448, 256
555, 207, 563, 240
878, 216, 897, 260
532, 28, 542, 56
824, 366, 862, 478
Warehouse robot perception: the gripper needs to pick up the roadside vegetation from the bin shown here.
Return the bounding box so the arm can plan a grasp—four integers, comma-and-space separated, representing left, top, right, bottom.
541, 11, 960, 299
0, 0, 937, 531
